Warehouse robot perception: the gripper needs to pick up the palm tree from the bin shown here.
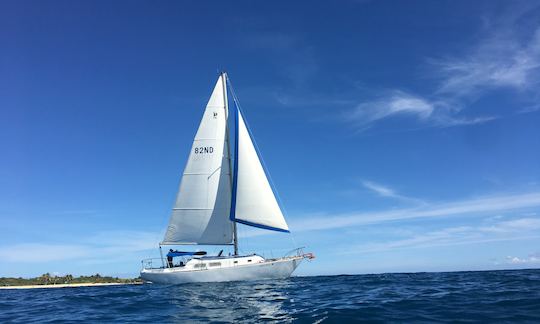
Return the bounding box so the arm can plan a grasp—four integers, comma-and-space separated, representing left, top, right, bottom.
41, 273, 51, 285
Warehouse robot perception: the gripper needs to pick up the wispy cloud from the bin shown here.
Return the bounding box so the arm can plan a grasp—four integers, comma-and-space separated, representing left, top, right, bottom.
49, 210, 98, 216
0, 230, 160, 263
350, 91, 434, 127
243, 191, 540, 238
0, 244, 88, 263
362, 180, 399, 197
342, 217, 540, 254
435, 27, 540, 97
361, 180, 426, 205
347, 5, 540, 130
518, 103, 540, 114
480, 217, 540, 233
347, 90, 496, 130
289, 191, 540, 233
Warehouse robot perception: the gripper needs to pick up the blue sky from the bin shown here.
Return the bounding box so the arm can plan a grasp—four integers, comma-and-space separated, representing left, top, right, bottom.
1, 0, 540, 278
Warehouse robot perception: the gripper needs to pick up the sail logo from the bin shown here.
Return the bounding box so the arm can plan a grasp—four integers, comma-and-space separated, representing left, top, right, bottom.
194, 146, 214, 154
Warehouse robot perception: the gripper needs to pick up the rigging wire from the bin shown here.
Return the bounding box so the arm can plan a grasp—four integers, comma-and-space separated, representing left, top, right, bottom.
226, 74, 299, 250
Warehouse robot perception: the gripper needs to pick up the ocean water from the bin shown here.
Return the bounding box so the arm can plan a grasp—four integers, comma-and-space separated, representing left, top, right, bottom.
1, 269, 540, 323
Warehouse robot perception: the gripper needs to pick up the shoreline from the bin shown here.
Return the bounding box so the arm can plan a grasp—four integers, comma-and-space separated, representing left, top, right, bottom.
0, 282, 143, 290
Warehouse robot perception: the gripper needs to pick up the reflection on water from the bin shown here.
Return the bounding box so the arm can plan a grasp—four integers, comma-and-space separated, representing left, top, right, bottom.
159, 280, 296, 322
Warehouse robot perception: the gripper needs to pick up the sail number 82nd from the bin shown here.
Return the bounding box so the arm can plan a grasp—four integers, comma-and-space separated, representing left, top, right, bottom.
194, 146, 214, 154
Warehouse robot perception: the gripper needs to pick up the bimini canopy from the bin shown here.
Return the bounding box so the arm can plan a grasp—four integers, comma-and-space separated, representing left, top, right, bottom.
166, 251, 207, 257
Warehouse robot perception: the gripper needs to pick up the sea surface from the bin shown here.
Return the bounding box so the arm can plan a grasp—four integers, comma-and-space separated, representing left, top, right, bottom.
1, 269, 540, 323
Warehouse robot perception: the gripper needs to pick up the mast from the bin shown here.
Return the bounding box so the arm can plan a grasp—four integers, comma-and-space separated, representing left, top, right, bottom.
222, 71, 239, 255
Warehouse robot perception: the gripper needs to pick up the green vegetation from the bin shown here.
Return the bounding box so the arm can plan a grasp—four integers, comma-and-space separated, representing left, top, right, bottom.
0, 273, 142, 286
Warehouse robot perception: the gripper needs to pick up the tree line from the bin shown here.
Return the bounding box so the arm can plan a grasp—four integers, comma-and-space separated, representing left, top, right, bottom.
0, 273, 141, 286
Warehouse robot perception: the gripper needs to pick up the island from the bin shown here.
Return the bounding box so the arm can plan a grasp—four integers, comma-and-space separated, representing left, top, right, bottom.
0, 273, 143, 289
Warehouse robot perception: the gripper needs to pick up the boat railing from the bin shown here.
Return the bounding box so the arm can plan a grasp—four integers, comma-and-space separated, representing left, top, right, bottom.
261, 247, 312, 261
284, 247, 305, 258
284, 247, 315, 260
141, 258, 165, 270
142, 247, 314, 270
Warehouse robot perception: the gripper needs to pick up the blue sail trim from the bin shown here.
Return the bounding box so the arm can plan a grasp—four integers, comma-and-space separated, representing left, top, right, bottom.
234, 218, 290, 233
229, 94, 240, 221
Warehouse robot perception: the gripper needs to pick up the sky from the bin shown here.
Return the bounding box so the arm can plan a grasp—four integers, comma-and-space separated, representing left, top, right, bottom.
1, 0, 540, 278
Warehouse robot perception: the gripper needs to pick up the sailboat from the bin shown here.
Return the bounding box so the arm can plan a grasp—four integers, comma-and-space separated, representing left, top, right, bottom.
140, 72, 314, 284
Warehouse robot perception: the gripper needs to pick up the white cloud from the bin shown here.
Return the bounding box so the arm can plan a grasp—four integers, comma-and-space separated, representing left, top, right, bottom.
0, 230, 160, 263
506, 252, 540, 264
362, 180, 397, 197
342, 218, 540, 254
82, 230, 161, 254
350, 91, 434, 126
432, 114, 498, 127
435, 27, 540, 97
347, 90, 496, 129
480, 218, 540, 233
361, 180, 426, 205
347, 7, 540, 130
203, 191, 540, 240
49, 210, 98, 216
0, 244, 88, 262
518, 103, 540, 114
288, 191, 540, 233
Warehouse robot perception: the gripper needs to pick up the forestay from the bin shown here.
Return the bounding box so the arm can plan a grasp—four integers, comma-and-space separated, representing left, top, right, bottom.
162, 75, 234, 245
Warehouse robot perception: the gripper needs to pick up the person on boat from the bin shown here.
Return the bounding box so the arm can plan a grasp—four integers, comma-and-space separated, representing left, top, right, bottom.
167, 249, 174, 268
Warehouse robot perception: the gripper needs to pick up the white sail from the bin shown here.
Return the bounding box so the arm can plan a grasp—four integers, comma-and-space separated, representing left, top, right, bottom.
162, 75, 234, 245
231, 108, 290, 232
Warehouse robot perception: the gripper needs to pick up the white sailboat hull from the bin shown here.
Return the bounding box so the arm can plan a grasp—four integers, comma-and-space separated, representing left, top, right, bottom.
139, 74, 314, 281
140, 256, 303, 284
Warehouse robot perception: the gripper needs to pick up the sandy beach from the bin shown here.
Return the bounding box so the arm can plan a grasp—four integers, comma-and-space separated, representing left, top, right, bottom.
0, 282, 143, 290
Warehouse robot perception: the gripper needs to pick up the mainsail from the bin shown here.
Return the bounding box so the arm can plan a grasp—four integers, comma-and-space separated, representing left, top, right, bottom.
162, 75, 234, 245
230, 106, 290, 232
